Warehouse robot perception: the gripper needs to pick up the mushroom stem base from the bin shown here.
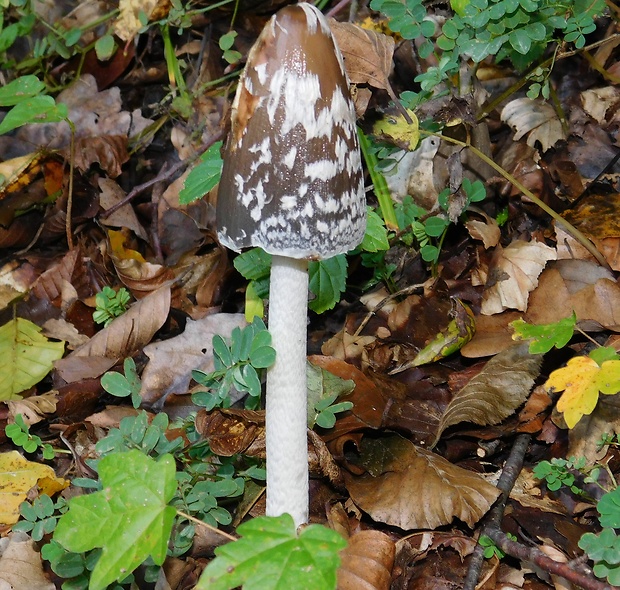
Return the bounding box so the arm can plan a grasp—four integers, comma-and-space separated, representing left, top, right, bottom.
265, 255, 309, 528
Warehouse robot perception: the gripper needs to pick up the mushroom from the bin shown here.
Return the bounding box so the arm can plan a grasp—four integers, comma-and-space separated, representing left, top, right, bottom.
216, 2, 366, 527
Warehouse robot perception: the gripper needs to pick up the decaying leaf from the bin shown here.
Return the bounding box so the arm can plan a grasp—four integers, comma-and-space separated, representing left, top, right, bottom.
337, 530, 395, 590
0, 532, 55, 590
546, 355, 620, 428
344, 434, 500, 530
72, 135, 129, 178
329, 20, 394, 91
481, 240, 557, 315
524, 259, 620, 331
433, 342, 542, 446
501, 98, 566, 152
0, 451, 68, 525
114, 0, 171, 41
54, 285, 171, 383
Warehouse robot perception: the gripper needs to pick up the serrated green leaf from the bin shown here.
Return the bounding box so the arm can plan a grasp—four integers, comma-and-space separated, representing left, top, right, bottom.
234, 248, 272, 281
589, 346, 620, 366
197, 514, 346, 590
309, 255, 347, 314
54, 450, 176, 590
360, 208, 390, 252
510, 313, 576, 354
0, 318, 65, 400
179, 141, 223, 204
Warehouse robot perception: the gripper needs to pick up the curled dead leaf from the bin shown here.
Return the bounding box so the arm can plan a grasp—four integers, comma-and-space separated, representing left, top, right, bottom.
337, 530, 395, 590
433, 342, 542, 446
344, 434, 500, 530
329, 21, 394, 91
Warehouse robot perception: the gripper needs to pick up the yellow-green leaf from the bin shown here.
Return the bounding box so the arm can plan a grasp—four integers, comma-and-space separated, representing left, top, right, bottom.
0, 318, 65, 400
546, 356, 620, 428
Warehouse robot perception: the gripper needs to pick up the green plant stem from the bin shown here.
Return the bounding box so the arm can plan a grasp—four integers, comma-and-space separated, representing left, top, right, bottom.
425, 130, 611, 270
358, 128, 399, 230
176, 509, 237, 542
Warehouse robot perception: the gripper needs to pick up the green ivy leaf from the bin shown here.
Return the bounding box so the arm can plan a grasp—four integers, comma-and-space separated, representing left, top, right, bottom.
179, 141, 223, 204
308, 256, 347, 314
197, 514, 346, 590
53, 450, 176, 590
510, 312, 576, 354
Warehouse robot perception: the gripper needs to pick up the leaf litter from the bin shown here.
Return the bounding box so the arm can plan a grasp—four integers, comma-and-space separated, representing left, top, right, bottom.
0, 1, 620, 589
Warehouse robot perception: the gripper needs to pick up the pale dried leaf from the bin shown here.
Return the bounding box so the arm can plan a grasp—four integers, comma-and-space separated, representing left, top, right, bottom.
345, 435, 500, 530
580, 86, 620, 124
433, 343, 542, 445
7, 392, 58, 425
98, 178, 148, 240
140, 313, 247, 406
114, 0, 163, 41
330, 21, 394, 90
337, 530, 395, 590
54, 285, 171, 382
465, 216, 500, 249
481, 240, 557, 315
501, 98, 566, 152
0, 532, 55, 590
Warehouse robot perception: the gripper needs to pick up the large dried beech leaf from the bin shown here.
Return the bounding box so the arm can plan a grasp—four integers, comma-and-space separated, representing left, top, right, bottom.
481, 240, 557, 315
345, 435, 500, 530
140, 313, 246, 406
524, 260, 620, 331
0, 532, 55, 590
337, 530, 395, 590
433, 343, 542, 445
501, 97, 566, 151
54, 285, 170, 382
329, 21, 394, 90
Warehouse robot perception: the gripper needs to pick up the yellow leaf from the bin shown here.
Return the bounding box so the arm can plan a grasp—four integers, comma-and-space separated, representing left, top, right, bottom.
545, 357, 620, 428
0, 451, 68, 525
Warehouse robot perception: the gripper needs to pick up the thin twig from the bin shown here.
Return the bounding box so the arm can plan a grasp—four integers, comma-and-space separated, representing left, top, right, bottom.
463, 433, 531, 590
176, 509, 237, 542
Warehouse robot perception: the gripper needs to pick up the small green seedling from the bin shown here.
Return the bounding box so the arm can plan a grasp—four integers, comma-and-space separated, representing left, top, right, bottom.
13, 495, 67, 541
101, 357, 142, 408
479, 533, 516, 560
310, 393, 354, 429
192, 317, 275, 410
93, 286, 131, 327
5, 414, 55, 459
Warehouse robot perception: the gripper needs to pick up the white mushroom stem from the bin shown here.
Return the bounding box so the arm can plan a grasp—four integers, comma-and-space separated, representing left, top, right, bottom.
265, 254, 310, 528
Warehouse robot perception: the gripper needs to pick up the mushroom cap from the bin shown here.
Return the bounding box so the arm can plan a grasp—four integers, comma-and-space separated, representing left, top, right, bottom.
216, 3, 366, 260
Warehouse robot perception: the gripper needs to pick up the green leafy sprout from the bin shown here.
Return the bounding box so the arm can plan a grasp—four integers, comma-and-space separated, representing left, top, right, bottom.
93, 286, 131, 327
5, 414, 55, 459
100, 357, 142, 409
192, 317, 276, 411
479, 533, 517, 559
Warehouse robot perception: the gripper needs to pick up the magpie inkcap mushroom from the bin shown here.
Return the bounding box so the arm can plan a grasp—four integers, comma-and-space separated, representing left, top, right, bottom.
216, 2, 366, 527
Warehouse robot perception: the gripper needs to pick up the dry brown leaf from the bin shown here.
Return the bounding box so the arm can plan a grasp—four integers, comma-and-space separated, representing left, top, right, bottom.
501, 98, 566, 152
344, 434, 500, 530
54, 285, 171, 382
0, 532, 55, 590
337, 530, 395, 590
139, 313, 246, 406
114, 0, 170, 41
98, 178, 148, 240
7, 392, 58, 425
31, 248, 91, 304
481, 240, 557, 315
524, 260, 620, 331
461, 311, 523, 358
580, 86, 620, 123
433, 343, 542, 446
329, 21, 394, 91
73, 135, 129, 178
464, 214, 501, 249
